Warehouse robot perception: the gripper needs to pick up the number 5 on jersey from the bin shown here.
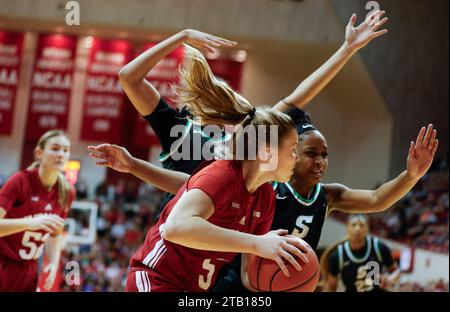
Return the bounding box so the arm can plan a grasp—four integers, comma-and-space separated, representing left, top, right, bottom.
198, 259, 215, 290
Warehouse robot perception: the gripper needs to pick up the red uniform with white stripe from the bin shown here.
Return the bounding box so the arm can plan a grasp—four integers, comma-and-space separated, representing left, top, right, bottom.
126, 160, 275, 292
0, 169, 74, 291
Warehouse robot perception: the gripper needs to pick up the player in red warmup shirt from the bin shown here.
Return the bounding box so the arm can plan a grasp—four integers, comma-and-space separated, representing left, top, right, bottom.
0, 130, 75, 292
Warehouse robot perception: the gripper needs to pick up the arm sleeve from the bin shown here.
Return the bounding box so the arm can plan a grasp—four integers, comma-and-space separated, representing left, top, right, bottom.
379, 242, 394, 268
0, 173, 25, 213
143, 97, 189, 154
328, 250, 340, 277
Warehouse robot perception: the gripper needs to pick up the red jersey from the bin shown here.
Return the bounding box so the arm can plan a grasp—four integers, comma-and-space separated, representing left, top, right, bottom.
0, 169, 74, 263
129, 160, 275, 291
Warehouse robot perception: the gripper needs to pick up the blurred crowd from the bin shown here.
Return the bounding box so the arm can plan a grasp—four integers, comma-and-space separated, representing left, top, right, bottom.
58, 180, 163, 292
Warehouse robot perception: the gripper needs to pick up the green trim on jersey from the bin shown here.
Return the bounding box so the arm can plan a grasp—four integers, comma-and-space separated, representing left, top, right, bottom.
343, 236, 372, 264
284, 182, 321, 206
373, 237, 384, 263
272, 181, 279, 190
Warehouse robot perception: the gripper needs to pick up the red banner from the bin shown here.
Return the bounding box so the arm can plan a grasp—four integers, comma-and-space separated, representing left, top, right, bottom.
131, 43, 184, 148
0, 31, 24, 135
80, 38, 132, 143
208, 58, 243, 92
25, 34, 77, 140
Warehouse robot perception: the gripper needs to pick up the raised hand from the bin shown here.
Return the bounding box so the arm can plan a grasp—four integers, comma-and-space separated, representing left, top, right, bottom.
407, 124, 439, 179
87, 144, 134, 173
182, 29, 237, 53
345, 10, 389, 53
255, 229, 310, 277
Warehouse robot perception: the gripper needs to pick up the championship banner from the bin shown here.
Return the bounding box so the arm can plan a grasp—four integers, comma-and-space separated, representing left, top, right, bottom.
25, 34, 77, 140
80, 38, 132, 143
0, 31, 24, 135
132, 43, 184, 148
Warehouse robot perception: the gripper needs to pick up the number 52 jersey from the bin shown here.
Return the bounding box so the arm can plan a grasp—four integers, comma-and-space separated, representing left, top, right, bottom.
0, 169, 74, 263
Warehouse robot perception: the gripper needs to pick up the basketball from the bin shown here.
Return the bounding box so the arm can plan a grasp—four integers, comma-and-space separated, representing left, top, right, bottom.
247, 242, 320, 292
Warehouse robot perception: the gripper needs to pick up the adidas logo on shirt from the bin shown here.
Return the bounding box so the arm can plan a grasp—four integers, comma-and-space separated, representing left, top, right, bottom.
231, 202, 240, 209
44, 204, 52, 211
239, 216, 246, 225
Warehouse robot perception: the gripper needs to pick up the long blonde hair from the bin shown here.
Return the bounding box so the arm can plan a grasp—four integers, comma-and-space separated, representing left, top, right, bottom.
27, 130, 72, 213
174, 44, 295, 158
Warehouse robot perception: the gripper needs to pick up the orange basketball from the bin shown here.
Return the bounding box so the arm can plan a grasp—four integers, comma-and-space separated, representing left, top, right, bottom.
247, 242, 320, 292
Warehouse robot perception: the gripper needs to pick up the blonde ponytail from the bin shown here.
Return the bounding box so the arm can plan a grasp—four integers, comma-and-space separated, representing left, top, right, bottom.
174, 44, 253, 125
174, 45, 295, 160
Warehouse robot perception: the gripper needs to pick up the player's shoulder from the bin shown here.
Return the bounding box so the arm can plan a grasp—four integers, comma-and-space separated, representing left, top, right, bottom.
372, 236, 390, 251
196, 160, 240, 179
4, 169, 34, 186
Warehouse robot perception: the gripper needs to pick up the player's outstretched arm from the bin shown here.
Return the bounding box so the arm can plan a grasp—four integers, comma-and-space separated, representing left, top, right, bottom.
88, 144, 189, 194
0, 209, 64, 237
119, 29, 236, 116
325, 125, 438, 214
274, 10, 388, 113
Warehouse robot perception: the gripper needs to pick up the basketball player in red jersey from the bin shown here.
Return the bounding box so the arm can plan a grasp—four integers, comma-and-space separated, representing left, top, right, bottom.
91, 46, 312, 291
124, 109, 308, 292
0, 130, 75, 292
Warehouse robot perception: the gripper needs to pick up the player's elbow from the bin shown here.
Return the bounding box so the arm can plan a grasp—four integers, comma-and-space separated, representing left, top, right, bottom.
162, 220, 184, 242
118, 66, 136, 82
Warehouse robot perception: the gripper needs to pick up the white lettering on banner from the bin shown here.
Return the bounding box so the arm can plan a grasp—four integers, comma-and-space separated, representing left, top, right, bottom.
0, 100, 11, 110
0, 55, 19, 66
85, 94, 121, 106
38, 115, 58, 128
95, 51, 124, 64
42, 47, 71, 59
31, 103, 66, 114
86, 76, 122, 93
86, 106, 119, 118
93, 119, 110, 132
0, 68, 18, 85
0, 87, 12, 98
0, 43, 17, 55
146, 59, 179, 80
36, 59, 73, 71
32, 72, 72, 89
32, 90, 67, 102
90, 63, 122, 74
